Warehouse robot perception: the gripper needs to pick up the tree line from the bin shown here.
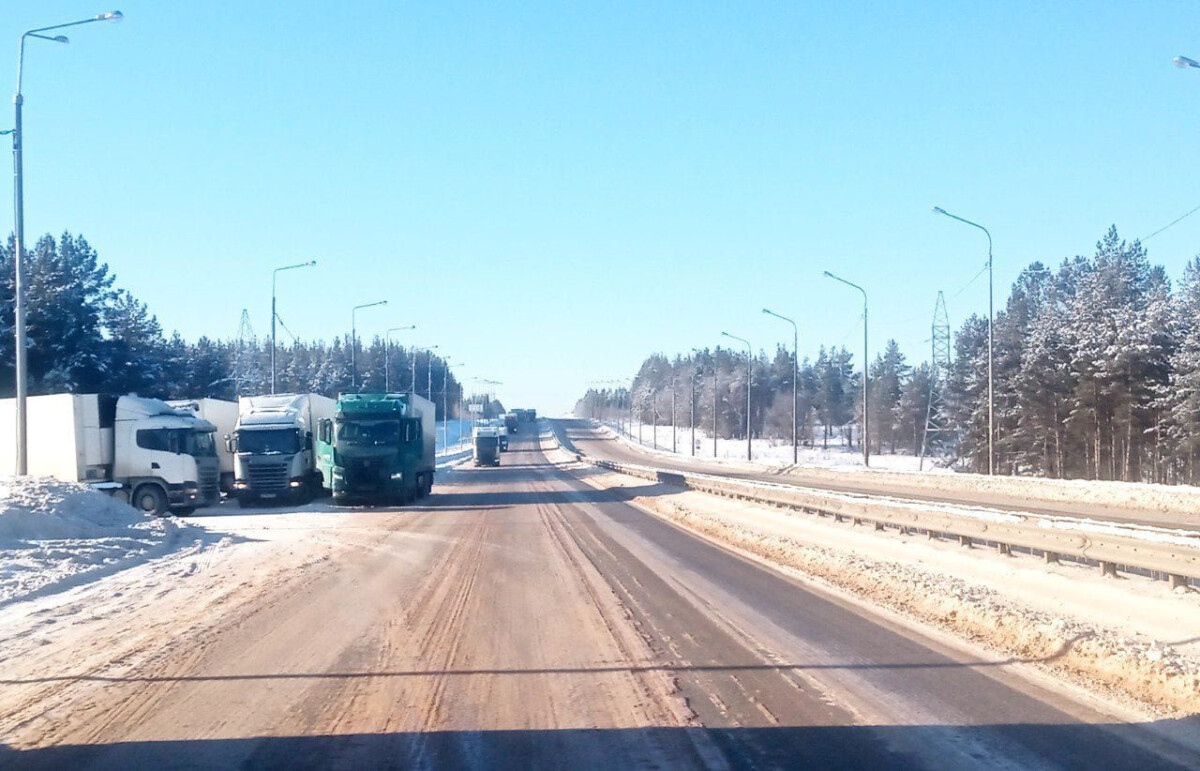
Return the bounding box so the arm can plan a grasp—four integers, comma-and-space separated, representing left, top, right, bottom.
578, 226, 1200, 485
0, 232, 480, 420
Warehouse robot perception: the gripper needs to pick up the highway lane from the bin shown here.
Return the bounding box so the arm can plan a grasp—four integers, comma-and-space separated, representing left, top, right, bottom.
557, 419, 1200, 531
0, 425, 1193, 769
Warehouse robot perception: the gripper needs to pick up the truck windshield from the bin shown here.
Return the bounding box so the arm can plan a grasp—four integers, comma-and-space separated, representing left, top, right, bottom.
187, 430, 218, 457
337, 420, 399, 446
237, 429, 300, 455
137, 428, 217, 456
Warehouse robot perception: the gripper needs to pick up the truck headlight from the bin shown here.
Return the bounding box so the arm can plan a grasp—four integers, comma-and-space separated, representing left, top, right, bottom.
390, 472, 404, 481
289, 480, 303, 488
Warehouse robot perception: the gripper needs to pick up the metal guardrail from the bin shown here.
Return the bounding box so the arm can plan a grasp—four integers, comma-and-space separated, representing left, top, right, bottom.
546, 426, 1200, 588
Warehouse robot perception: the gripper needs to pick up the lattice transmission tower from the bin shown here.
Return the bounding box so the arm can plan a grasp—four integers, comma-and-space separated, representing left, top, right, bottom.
919, 291, 953, 469
233, 309, 260, 397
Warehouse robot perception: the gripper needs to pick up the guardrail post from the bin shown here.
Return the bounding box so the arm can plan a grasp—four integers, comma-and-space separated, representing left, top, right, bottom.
1044, 551, 1059, 565
1101, 561, 1118, 578
1170, 574, 1189, 590
998, 543, 1011, 556
959, 535, 972, 548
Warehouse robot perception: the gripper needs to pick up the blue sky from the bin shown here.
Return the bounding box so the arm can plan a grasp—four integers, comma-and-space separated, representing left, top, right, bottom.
9, 1, 1200, 413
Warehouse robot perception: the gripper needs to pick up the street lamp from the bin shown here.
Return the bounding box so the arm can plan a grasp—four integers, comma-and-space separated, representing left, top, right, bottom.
384, 325, 415, 392
442, 361, 463, 451
10, 10, 123, 475
720, 331, 753, 461
670, 376, 678, 453
933, 206, 994, 475
822, 271, 869, 468
411, 345, 438, 398
271, 260, 316, 393
350, 300, 387, 390
763, 308, 799, 465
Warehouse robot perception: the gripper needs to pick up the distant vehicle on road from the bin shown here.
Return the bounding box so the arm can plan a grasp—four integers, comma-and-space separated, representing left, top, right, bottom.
316, 393, 435, 504
473, 425, 501, 467
504, 412, 519, 435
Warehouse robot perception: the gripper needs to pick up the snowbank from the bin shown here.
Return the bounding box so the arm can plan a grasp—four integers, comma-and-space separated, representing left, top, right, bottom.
598, 421, 936, 472
0, 476, 196, 607
598, 422, 1200, 524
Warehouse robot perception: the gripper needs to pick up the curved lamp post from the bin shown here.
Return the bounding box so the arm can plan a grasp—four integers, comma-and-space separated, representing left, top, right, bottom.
11, 11, 123, 474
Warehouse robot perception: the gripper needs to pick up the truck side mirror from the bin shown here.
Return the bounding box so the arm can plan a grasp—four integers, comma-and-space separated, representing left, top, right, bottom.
319, 420, 331, 444
224, 434, 233, 453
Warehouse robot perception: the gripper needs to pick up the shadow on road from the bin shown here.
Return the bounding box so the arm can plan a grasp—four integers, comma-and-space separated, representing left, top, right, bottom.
3, 720, 1196, 770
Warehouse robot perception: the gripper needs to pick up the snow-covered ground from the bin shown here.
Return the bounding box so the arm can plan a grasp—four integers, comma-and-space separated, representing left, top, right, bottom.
547, 443, 1200, 717
0, 477, 210, 609
602, 420, 936, 472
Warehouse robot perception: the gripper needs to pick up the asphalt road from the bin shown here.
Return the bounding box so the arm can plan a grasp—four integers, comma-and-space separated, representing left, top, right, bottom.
557, 419, 1199, 531
0, 424, 1194, 769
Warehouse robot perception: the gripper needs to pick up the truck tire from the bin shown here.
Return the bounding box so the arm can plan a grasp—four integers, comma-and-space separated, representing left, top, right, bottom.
133, 484, 168, 517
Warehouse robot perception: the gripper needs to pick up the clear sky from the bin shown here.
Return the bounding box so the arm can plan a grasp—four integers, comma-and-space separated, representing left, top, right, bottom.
9, 1, 1200, 414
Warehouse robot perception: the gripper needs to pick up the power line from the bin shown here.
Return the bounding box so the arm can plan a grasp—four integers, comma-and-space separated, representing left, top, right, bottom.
1142, 202, 1200, 242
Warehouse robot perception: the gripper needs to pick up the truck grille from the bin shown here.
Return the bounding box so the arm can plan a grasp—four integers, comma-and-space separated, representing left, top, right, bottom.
346, 459, 385, 488
248, 461, 290, 492
200, 466, 220, 504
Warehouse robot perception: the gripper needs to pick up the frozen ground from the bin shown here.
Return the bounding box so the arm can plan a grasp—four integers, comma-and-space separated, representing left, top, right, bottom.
0, 477, 206, 608
596, 420, 1200, 521
600, 420, 935, 472
0, 450, 472, 611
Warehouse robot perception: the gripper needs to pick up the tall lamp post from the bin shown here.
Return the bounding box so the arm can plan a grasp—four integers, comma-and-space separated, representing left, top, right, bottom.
442, 361, 463, 451
350, 300, 387, 390
384, 325, 415, 392
271, 260, 316, 394
763, 308, 798, 465
11, 10, 123, 475
670, 376, 678, 454
410, 345, 437, 397
721, 332, 753, 461
822, 271, 869, 468
933, 206, 993, 475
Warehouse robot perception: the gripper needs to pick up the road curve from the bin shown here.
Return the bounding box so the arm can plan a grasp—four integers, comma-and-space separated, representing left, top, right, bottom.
0, 424, 1194, 769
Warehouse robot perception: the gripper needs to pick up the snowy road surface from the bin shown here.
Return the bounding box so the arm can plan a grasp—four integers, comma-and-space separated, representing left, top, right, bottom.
0, 427, 1195, 769
564, 420, 1200, 531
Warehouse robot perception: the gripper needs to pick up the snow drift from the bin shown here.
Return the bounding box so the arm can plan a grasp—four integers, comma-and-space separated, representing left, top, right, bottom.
0, 476, 194, 606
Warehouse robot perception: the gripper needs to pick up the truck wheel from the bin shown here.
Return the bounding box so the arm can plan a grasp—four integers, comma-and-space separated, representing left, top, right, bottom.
133, 484, 168, 517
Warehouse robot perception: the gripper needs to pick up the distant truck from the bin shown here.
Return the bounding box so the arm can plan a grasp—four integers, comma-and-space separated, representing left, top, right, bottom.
316, 393, 435, 504
0, 393, 221, 516
497, 422, 509, 451
169, 398, 239, 493
504, 413, 519, 435
473, 425, 501, 466
227, 393, 336, 506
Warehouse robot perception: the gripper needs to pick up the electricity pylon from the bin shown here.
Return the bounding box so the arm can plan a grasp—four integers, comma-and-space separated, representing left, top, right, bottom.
919, 291, 953, 469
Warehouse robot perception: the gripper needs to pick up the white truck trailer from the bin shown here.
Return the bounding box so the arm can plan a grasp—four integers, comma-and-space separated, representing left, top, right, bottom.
228, 393, 336, 506
168, 398, 239, 493
0, 393, 221, 515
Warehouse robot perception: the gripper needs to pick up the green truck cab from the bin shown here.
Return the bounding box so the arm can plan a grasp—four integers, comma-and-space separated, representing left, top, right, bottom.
316, 393, 436, 504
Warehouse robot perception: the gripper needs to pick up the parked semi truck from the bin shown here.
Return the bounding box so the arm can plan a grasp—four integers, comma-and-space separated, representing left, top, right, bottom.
169, 398, 238, 493
473, 425, 501, 466
316, 393, 435, 504
0, 393, 221, 515
227, 393, 336, 506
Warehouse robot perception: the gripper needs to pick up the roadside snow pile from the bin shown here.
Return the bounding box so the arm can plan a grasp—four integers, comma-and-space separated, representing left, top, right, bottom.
0, 476, 193, 607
